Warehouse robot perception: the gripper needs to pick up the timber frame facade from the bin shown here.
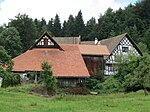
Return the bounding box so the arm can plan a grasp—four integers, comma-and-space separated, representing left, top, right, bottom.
98, 33, 142, 75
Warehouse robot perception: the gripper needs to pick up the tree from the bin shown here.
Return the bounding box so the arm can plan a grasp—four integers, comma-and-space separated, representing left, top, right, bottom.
137, 42, 149, 54
40, 61, 56, 95
0, 46, 13, 70
47, 18, 54, 36
74, 10, 85, 37
53, 14, 62, 36
97, 8, 115, 39
0, 27, 22, 57
113, 49, 141, 84
34, 18, 42, 37
62, 20, 67, 36
124, 54, 150, 95
83, 17, 97, 40
40, 18, 47, 34
8, 14, 37, 51
65, 15, 76, 36
143, 27, 150, 51
0, 26, 4, 33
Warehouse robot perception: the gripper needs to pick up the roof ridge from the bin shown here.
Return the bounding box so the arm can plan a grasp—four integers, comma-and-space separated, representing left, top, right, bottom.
100, 33, 127, 42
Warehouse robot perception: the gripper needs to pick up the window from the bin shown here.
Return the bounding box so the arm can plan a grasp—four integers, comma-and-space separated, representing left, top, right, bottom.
109, 66, 113, 72
122, 47, 128, 52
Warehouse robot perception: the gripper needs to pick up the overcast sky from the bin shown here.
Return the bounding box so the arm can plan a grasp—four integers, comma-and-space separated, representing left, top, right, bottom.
0, 0, 139, 25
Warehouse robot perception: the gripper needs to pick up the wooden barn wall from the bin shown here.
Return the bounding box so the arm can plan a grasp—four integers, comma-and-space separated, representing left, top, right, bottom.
82, 55, 104, 76
57, 78, 85, 87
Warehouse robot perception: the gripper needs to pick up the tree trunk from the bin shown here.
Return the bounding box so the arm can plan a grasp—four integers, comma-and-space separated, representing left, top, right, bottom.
143, 87, 148, 96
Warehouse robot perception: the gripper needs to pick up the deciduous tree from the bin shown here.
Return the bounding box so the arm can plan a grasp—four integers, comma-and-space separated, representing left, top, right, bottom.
8, 14, 37, 51
0, 27, 22, 57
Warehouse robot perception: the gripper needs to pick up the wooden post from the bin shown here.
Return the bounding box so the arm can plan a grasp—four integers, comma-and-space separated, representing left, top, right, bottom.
34, 73, 37, 84
0, 77, 2, 87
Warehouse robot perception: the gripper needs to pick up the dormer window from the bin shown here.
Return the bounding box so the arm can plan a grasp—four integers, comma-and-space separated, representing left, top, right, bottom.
122, 46, 128, 52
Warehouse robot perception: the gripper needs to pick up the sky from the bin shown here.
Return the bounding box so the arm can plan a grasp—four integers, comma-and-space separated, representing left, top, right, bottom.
0, 0, 139, 25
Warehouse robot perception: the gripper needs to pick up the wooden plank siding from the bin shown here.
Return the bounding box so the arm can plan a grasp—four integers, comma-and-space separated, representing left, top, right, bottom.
82, 55, 105, 76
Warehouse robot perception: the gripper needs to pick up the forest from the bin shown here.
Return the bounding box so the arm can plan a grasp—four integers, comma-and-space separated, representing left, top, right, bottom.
0, 0, 150, 58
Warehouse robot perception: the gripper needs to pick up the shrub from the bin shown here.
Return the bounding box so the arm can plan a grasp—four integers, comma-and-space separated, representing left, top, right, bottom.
2, 72, 21, 88
85, 68, 105, 90
94, 77, 122, 93
85, 77, 99, 90
40, 61, 56, 95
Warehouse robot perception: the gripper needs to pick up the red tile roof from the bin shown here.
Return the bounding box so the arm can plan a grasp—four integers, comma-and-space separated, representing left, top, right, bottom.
12, 44, 89, 77
78, 45, 110, 56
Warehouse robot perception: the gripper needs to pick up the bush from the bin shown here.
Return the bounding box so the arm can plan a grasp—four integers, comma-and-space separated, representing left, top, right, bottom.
94, 77, 122, 93
85, 69, 105, 90
2, 72, 21, 88
85, 77, 99, 90
40, 61, 56, 95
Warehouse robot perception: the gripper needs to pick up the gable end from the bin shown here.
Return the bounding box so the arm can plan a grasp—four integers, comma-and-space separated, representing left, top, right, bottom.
30, 32, 63, 50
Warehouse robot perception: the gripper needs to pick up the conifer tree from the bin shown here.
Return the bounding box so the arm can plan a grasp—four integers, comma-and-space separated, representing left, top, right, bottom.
74, 10, 85, 37
53, 14, 62, 36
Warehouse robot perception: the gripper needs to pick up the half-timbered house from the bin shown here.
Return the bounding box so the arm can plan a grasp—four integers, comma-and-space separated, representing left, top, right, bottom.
98, 33, 142, 75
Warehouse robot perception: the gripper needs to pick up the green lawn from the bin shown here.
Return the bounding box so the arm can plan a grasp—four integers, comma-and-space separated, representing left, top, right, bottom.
0, 86, 150, 112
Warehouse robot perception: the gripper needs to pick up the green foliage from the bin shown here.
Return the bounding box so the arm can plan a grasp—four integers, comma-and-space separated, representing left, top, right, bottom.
124, 54, 150, 95
0, 67, 5, 77
74, 10, 85, 37
1, 72, 21, 88
63, 15, 76, 36
113, 52, 139, 83
47, 18, 54, 36
0, 46, 13, 70
143, 27, 150, 51
113, 51, 150, 95
40, 61, 56, 93
0, 27, 22, 57
94, 77, 122, 93
8, 14, 37, 51
85, 68, 104, 90
83, 17, 97, 40
85, 77, 99, 90
53, 14, 62, 36
96, 68, 105, 82
137, 42, 149, 54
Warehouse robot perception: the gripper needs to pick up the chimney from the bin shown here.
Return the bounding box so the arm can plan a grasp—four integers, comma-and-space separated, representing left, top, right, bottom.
95, 38, 98, 44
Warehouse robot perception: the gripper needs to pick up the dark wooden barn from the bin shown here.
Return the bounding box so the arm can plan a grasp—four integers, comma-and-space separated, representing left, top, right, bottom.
78, 45, 109, 76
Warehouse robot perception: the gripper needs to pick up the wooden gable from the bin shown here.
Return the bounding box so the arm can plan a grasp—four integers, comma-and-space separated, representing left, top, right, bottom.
30, 32, 63, 50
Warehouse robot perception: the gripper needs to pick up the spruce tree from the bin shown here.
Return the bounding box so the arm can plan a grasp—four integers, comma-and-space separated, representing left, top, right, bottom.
65, 15, 75, 36
53, 14, 62, 36
47, 18, 54, 36
74, 10, 85, 37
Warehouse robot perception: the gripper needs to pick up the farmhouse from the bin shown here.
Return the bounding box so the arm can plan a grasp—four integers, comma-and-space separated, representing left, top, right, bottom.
12, 32, 142, 86
12, 32, 109, 86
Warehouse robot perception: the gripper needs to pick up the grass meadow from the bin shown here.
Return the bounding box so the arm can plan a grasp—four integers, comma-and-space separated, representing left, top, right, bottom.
0, 85, 150, 112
